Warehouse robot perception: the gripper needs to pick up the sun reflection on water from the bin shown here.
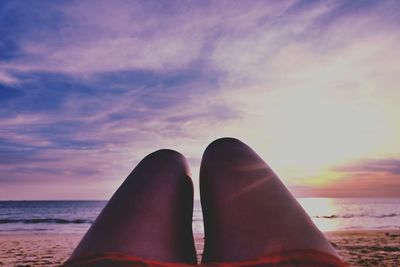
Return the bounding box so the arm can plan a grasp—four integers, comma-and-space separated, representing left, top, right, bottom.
297, 198, 340, 232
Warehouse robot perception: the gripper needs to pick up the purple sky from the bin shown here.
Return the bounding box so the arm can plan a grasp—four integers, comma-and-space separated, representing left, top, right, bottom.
1, 0, 400, 200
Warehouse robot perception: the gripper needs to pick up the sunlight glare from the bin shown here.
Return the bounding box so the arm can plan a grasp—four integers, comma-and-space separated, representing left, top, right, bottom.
298, 197, 340, 232
251, 89, 384, 183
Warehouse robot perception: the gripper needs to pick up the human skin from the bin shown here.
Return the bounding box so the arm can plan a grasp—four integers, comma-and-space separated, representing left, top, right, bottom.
200, 138, 338, 263
69, 149, 197, 264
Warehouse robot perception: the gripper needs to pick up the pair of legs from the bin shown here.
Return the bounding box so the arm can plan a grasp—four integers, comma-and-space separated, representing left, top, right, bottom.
69, 138, 337, 264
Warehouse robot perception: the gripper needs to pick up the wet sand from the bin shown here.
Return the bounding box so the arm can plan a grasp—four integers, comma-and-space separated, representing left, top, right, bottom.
0, 230, 399, 266
325, 230, 400, 267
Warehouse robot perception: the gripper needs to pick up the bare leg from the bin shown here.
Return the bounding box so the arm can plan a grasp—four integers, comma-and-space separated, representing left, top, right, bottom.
69, 149, 197, 264
200, 138, 338, 263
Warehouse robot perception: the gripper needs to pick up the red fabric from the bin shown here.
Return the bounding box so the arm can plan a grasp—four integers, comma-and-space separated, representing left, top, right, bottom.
63, 249, 348, 267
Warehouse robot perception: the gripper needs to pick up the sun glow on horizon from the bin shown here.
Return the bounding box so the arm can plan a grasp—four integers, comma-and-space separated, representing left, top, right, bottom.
223, 82, 398, 192
298, 198, 340, 231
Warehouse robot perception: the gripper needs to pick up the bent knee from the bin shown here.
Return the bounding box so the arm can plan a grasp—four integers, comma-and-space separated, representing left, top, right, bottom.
204, 137, 244, 153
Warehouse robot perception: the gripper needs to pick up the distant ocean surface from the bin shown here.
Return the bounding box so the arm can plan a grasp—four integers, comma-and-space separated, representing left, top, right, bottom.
0, 198, 399, 234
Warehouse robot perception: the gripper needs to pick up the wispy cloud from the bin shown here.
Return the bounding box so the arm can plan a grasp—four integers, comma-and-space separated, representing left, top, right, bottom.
1, 0, 400, 199
334, 159, 400, 175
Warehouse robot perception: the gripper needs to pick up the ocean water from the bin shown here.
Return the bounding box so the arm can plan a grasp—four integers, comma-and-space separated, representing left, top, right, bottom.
0, 201, 102, 234
298, 198, 400, 232
0, 198, 399, 234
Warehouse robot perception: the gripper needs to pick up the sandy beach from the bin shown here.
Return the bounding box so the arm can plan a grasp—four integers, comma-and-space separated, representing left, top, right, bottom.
0, 230, 399, 266
325, 230, 400, 266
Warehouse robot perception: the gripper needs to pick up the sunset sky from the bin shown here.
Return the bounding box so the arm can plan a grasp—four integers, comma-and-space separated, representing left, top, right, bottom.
1, 0, 399, 200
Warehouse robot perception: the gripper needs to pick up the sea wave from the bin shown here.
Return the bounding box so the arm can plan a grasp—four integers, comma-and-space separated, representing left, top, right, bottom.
0, 218, 93, 224
315, 213, 399, 219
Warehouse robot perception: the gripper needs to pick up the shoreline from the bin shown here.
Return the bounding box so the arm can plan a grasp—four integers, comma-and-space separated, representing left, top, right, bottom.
0, 230, 399, 266
1, 227, 397, 235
